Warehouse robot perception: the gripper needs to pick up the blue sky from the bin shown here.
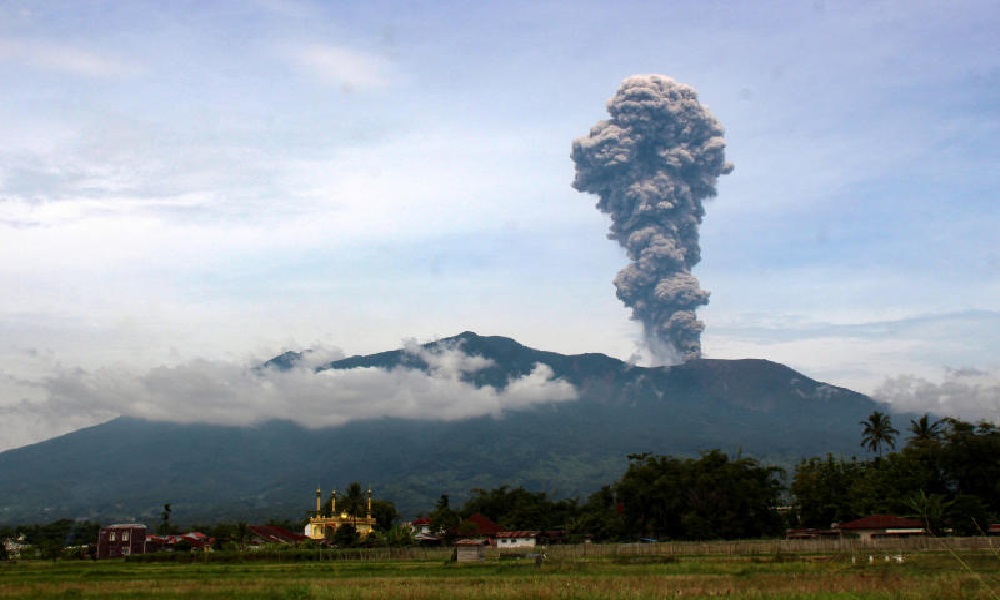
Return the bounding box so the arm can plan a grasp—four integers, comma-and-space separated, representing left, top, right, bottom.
1, 0, 998, 449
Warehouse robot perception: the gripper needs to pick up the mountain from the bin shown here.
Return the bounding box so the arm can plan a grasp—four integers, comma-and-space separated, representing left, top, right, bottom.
0, 332, 888, 525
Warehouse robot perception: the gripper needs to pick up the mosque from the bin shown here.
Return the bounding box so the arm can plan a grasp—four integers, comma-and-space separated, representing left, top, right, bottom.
305, 487, 377, 540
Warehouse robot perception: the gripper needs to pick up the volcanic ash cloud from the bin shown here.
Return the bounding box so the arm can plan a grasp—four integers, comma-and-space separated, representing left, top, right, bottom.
571, 75, 733, 362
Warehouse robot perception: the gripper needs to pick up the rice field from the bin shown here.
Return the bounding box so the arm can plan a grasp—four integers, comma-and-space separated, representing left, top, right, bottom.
2, 545, 1000, 599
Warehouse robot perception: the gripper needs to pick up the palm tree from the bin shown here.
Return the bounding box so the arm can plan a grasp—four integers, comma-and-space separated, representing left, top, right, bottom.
908, 413, 943, 445
860, 411, 899, 458
344, 482, 365, 526
906, 490, 952, 537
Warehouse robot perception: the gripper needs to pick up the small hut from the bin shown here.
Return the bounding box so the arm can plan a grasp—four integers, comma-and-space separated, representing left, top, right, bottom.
453, 539, 488, 562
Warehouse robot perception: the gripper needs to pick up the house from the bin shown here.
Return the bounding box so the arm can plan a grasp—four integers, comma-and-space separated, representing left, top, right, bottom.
495, 531, 540, 549
145, 531, 215, 553
407, 518, 443, 545
453, 538, 488, 562
2, 534, 28, 559
409, 517, 432, 536
97, 524, 147, 559
835, 515, 926, 541
247, 525, 309, 546
451, 513, 504, 541
410, 517, 432, 535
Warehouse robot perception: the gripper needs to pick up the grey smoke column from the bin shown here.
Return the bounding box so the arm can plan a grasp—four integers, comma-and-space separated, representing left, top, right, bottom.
571, 75, 733, 362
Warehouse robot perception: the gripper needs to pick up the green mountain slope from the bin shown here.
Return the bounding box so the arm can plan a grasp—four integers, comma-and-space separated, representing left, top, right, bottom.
0, 332, 885, 525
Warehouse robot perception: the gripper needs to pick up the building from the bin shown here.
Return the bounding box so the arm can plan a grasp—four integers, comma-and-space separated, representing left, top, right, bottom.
495, 531, 540, 549
410, 517, 432, 536
836, 515, 926, 541
305, 487, 377, 540
451, 513, 504, 540
454, 538, 488, 562
248, 525, 309, 546
97, 524, 147, 559
2, 534, 27, 559
407, 517, 442, 545
145, 531, 216, 553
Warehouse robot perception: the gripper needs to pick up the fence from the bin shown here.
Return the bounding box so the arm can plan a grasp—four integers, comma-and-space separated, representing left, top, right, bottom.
528, 537, 1000, 560
125, 537, 1000, 563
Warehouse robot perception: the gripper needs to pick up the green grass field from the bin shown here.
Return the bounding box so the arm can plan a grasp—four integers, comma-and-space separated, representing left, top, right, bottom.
2, 548, 1000, 599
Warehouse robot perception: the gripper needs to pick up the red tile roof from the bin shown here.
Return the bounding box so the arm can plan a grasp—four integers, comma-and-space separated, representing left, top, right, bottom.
495, 531, 540, 539
457, 513, 504, 536
454, 538, 488, 546
248, 525, 309, 544
838, 515, 924, 530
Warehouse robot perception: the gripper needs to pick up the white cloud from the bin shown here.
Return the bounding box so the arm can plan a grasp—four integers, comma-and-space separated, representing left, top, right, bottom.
282, 43, 392, 90
0, 38, 140, 77
3, 343, 577, 446
704, 310, 1000, 403
874, 369, 1000, 422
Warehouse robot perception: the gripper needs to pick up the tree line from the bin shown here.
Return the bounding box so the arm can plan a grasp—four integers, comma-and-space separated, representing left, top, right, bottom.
792, 412, 999, 536
3, 413, 998, 555
424, 413, 999, 541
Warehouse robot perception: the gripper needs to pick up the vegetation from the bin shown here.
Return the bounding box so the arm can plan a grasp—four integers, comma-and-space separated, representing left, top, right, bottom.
859, 410, 899, 458
3, 546, 1000, 599
0, 334, 886, 525
3, 416, 1000, 562
790, 416, 1000, 532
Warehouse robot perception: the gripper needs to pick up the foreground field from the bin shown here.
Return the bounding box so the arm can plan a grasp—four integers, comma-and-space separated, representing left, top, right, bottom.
2, 545, 1000, 599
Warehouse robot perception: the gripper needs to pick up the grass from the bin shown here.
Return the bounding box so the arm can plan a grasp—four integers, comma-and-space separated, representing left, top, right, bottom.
2, 548, 1000, 599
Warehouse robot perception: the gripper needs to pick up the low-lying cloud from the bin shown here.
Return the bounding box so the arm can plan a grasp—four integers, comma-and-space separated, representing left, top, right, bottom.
25, 342, 578, 432
874, 367, 1000, 422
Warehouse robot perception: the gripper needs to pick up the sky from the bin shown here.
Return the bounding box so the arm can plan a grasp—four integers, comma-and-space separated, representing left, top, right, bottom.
1, 0, 998, 451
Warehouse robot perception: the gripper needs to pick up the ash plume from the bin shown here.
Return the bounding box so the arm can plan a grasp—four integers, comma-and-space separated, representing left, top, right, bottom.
571, 75, 733, 362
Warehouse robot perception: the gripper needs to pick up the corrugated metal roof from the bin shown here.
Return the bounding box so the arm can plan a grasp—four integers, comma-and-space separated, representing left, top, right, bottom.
495, 531, 540, 538
838, 515, 924, 530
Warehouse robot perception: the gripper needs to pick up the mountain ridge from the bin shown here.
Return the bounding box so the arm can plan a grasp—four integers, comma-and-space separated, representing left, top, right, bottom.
0, 332, 888, 525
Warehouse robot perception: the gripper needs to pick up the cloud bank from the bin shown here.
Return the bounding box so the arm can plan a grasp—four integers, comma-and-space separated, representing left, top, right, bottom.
874, 368, 1000, 422
13, 342, 577, 438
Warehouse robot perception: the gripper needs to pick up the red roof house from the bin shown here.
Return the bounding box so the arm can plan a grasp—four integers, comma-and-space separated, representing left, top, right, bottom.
247, 525, 309, 546
451, 513, 504, 539
836, 515, 926, 541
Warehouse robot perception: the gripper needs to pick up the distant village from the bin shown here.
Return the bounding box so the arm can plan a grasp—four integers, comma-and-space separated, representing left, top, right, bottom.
5, 414, 1000, 563
5, 481, 1000, 564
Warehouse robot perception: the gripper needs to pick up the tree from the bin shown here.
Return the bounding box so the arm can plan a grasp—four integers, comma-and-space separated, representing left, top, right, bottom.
791, 454, 866, 528
906, 489, 952, 536
382, 524, 415, 547
343, 482, 366, 527
331, 523, 358, 548
946, 495, 990, 536
860, 411, 899, 458
158, 503, 177, 535
908, 413, 944, 446
370, 499, 399, 532
429, 494, 459, 534
616, 451, 784, 541
460, 486, 578, 531
937, 418, 1000, 514
575, 485, 626, 542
